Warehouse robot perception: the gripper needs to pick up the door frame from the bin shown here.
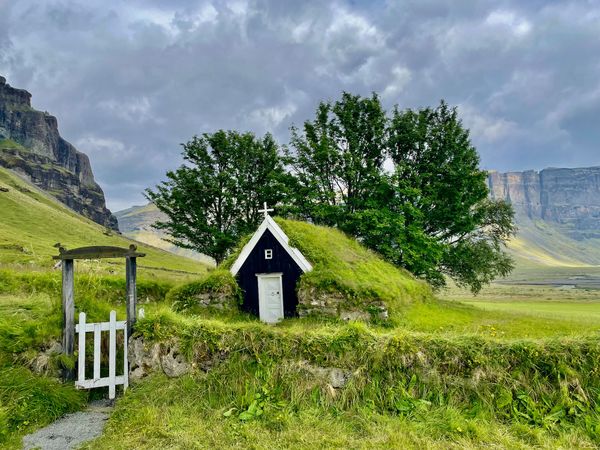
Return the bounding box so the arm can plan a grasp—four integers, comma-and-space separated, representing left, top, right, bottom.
256, 272, 284, 323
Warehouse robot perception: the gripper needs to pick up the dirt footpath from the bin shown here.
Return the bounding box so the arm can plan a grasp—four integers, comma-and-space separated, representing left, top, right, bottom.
23, 400, 112, 450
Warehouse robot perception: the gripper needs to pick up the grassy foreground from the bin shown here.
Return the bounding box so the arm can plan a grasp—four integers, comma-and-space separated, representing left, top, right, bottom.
1, 267, 600, 448
78, 306, 600, 449
86, 372, 598, 449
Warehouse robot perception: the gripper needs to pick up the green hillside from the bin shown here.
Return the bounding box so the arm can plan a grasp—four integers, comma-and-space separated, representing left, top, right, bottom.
507, 216, 600, 269
0, 167, 207, 277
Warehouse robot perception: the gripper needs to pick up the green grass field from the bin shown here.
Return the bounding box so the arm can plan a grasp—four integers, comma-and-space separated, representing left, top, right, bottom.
2, 263, 599, 447
464, 300, 600, 322
84, 372, 599, 450
1, 283, 599, 448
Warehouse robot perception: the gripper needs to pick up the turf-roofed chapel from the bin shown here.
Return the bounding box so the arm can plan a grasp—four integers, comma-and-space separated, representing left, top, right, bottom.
169, 209, 433, 322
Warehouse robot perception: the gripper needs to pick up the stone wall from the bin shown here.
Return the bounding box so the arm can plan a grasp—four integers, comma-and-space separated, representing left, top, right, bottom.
296, 286, 388, 321
127, 336, 353, 393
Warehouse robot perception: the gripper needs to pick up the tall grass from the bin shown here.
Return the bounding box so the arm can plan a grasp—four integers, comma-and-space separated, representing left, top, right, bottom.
0, 266, 178, 447
0, 360, 85, 447
87, 346, 600, 449
130, 310, 600, 445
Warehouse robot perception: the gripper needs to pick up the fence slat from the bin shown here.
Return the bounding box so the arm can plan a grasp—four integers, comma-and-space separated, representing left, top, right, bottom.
93, 323, 101, 380
108, 310, 117, 399
78, 312, 86, 382
123, 324, 129, 391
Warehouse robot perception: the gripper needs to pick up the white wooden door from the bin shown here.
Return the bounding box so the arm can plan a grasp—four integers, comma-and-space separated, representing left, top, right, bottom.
257, 274, 284, 323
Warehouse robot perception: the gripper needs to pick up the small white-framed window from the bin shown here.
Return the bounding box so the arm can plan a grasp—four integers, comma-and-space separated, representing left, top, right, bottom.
264, 249, 273, 259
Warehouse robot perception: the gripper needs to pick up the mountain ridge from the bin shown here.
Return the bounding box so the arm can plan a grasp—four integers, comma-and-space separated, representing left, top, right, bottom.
0, 76, 118, 229
488, 167, 600, 240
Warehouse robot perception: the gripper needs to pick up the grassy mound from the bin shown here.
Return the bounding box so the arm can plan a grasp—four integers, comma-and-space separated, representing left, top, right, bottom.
167, 269, 241, 313
278, 219, 432, 305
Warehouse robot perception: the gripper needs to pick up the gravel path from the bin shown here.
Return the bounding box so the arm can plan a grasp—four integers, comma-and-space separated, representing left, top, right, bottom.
23, 400, 112, 450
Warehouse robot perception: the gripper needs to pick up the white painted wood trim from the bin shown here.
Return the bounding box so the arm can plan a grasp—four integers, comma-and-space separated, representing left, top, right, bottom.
78, 312, 86, 382
123, 323, 128, 391
93, 323, 101, 380
230, 216, 313, 275
76, 375, 126, 389
257, 273, 284, 323
76, 321, 126, 332
109, 310, 116, 399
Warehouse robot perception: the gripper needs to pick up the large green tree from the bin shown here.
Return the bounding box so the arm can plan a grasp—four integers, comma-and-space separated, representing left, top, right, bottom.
146, 130, 286, 264
385, 101, 515, 290
287, 95, 515, 292
285, 92, 388, 225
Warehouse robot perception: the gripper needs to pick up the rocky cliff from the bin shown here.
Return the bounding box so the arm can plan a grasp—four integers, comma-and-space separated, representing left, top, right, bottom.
488, 167, 600, 240
0, 76, 118, 229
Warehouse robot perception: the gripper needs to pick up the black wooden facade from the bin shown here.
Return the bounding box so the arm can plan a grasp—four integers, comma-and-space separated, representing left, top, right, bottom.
235, 229, 304, 317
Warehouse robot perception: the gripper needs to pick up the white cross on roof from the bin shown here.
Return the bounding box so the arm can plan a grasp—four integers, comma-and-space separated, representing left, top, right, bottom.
258, 202, 274, 218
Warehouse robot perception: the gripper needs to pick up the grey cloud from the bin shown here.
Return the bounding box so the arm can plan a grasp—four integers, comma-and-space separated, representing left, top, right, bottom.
1, 0, 599, 210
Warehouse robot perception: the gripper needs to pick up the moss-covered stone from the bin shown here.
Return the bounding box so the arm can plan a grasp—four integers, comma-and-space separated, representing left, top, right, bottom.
167, 269, 241, 312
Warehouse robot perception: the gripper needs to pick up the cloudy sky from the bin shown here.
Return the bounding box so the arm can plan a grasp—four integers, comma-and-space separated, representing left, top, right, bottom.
1, 0, 599, 211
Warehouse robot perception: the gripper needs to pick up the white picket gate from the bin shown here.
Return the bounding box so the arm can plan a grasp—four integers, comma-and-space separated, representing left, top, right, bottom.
75, 310, 128, 399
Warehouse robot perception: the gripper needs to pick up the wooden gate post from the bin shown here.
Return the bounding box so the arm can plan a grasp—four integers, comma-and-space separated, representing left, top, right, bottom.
62, 258, 75, 380
126, 256, 137, 336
